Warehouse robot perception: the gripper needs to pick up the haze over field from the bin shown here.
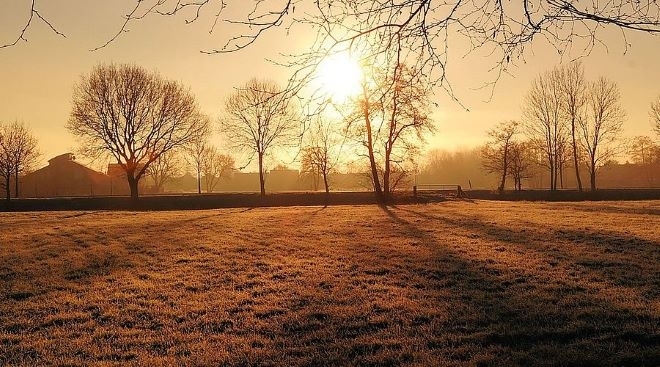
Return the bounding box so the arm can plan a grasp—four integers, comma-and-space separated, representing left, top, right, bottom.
1, 1, 660, 167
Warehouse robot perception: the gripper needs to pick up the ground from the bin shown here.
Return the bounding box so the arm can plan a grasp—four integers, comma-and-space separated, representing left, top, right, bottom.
1, 201, 659, 366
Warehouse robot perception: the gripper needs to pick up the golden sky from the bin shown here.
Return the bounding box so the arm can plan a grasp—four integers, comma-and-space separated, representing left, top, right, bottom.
1, 1, 659, 169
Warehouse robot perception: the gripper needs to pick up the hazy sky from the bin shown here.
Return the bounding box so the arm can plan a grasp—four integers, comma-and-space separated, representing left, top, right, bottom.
1, 1, 660, 169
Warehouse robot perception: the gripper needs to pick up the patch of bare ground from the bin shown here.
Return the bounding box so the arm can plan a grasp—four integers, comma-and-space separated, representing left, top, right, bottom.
1, 201, 658, 366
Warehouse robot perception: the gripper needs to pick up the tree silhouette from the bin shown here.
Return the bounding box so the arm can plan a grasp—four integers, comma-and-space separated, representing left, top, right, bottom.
220, 78, 299, 197
558, 62, 587, 192
0, 121, 39, 201
344, 60, 433, 201
651, 96, 660, 137
523, 68, 566, 191
481, 120, 519, 193
580, 77, 625, 191
145, 151, 182, 193
68, 63, 208, 201
300, 117, 340, 194
200, 148, 234, 193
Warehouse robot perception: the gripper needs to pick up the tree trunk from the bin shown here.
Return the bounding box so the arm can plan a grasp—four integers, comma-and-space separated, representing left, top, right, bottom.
197, 164, 201, 194
322, 171, 329, 194
498, 145, 508, 193
127, 174, 139, 202
549, 161, 555, 191
571, 120, 583, 191
14, 166, 19, 198
258, 152, 266, 197
590, 159, 597, 191
4, 175, 9, 203
383, 145, 391, 201
362, 85, 383, 201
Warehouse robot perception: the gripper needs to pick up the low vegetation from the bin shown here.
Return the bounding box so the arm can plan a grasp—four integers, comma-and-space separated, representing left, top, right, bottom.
1, 201, 658, 366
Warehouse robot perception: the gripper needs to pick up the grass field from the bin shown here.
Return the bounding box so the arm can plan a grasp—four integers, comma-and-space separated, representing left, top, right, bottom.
1, 201, 659, 366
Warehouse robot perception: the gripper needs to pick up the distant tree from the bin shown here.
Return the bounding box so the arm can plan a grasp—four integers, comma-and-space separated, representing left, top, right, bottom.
628, 135, 660, 185
523, 68, 566, 191
0, 121, 39, 201
556, 136, 572, 189
201, 148, 234, 193
220, 78, 299, 197
145, 150, 182, 193
559, 62, 587, 191
508, 141, 533, 191
0, 126, 11, 201
481, 120, 519, 193
184, 124, 212, 194
629, 136, 659, 166
651, 96, 660, 138
67, 63, 208, 201
580, 77, 625, 191
301, 118, 341, 193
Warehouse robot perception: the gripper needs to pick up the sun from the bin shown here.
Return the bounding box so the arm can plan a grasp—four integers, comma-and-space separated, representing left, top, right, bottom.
317, 52, 363, 102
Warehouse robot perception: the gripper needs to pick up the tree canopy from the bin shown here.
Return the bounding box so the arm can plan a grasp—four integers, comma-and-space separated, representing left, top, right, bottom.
67, 63, 208, 200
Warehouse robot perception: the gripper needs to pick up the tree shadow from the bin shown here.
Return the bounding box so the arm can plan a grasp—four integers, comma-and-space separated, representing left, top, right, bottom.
374, 204, 659, 365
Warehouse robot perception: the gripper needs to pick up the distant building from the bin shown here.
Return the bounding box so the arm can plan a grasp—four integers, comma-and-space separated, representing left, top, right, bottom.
20, 153, 129, 197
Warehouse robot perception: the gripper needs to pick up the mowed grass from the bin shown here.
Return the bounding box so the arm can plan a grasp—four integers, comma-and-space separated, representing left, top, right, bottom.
1, 201, 659, 366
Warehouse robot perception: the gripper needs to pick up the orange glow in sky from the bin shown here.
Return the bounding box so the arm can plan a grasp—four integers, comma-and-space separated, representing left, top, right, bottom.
1, 1, 660, 169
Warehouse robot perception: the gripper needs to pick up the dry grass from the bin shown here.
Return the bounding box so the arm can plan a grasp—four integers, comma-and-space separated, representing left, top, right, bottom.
1, 201, 659, 366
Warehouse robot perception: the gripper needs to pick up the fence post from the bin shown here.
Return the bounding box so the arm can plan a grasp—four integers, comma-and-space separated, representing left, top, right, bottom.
413, 185, 417, 198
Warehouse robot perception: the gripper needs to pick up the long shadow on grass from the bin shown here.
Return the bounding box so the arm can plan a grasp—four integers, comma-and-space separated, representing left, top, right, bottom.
378, 205, 659, 366
397, 206, 660, 296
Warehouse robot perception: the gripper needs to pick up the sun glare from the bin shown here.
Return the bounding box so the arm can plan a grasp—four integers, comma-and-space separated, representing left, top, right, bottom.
317, 52, 363, 102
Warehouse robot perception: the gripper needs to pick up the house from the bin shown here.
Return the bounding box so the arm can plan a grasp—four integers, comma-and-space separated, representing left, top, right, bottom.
19, 153, 129, 197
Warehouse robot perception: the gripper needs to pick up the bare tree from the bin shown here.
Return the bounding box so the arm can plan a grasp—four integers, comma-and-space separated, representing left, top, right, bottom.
651, 96, 660, 137
628, 135, 660, 185
508, 140, 533, 191
559, 62, 587, 191
580, 77, 626, 191
0, 121, 39, 201
481, 120, 519, 193
184, 124, 212, 194
301, 118, 340, 194
220, 78, 299, 197
68, 63, 208, 200
523, 68, 566, 191
145, 150, 182, 193
0, 127, 11, 201
345, 61, 433, 201
201, 148, 234, 193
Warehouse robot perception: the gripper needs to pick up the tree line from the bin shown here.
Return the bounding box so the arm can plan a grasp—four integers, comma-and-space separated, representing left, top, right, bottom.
481, 62, 660, 192
3, 61, 660, 202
